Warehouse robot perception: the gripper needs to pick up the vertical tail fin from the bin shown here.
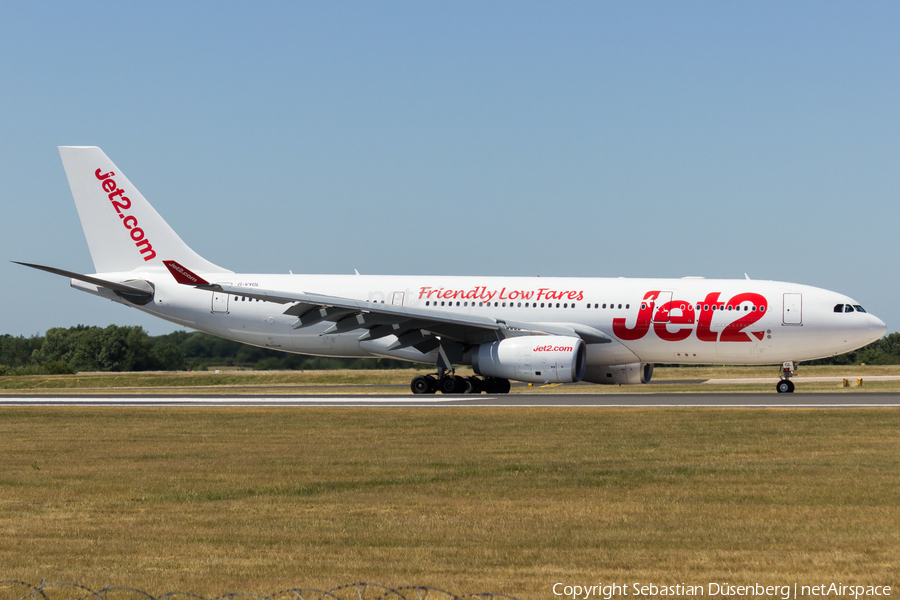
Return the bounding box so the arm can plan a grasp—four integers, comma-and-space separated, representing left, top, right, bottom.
58, 146, 231, 275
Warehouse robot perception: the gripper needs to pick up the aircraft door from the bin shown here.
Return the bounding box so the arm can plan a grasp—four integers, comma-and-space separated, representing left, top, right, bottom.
783, 293, 802, 325
211, 283, 231, 314
391, 292, 405, 306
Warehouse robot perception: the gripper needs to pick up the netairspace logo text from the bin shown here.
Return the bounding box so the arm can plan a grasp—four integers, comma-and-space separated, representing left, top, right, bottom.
551, 582, 892, 599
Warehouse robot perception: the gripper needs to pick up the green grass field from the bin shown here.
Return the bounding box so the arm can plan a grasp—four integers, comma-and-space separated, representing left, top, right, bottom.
0, 407, 897, 599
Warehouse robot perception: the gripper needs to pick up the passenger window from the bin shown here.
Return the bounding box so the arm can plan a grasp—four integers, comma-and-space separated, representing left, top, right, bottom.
518, 302, 522, 307
541, 303, 545, 308
556, 303, 560, 308
626, 304, 630, 309
602, 304, 607, 309
618, 304, 622, 309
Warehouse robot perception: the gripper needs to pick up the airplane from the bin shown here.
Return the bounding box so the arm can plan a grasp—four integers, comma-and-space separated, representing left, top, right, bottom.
15, 146, 887, 394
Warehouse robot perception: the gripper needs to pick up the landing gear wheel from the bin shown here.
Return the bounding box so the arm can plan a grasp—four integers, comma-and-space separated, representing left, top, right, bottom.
483, 377, 511, 394
462, 376, 483, 394
776, 380, 794, 394
439, 376, 463, 395
411, 375, 436, 395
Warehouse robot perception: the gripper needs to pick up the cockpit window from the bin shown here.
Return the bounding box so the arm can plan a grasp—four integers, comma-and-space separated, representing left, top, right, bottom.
835, 303, 868, 314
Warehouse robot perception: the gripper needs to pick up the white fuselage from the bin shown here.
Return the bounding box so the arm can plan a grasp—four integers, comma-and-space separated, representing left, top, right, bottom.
75, 272, 887, 368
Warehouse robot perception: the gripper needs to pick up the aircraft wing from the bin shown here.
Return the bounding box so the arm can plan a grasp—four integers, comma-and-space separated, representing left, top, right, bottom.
162, 260, 610, 352
197, 282, 611, 352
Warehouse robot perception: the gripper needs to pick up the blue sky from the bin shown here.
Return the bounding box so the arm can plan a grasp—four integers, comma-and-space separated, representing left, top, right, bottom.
2, 1, 899, 337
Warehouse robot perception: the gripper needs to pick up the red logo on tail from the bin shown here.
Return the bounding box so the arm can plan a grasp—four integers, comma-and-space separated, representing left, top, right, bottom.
96, 168, 156, 261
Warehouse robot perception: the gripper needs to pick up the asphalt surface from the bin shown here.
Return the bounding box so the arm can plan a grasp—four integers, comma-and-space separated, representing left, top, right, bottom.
2, 393, 899, 407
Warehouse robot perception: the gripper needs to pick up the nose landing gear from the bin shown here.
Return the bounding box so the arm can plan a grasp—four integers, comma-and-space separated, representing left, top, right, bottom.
776, 361, 797, 393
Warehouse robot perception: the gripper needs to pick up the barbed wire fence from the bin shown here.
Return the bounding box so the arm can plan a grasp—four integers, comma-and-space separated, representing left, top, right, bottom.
0, 581, 517, 600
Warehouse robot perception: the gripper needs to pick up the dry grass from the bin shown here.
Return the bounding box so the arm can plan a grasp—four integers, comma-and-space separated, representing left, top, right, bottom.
0, 369, 430, 392
3, 365, 900, 395
0, 408, 897, 599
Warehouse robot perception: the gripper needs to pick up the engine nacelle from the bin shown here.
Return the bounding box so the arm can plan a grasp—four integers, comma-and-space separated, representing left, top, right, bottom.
472, 336, 586, 383
582, 362, 654, 385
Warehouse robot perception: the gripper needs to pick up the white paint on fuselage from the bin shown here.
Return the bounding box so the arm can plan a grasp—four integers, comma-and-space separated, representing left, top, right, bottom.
91, 272, 886, 368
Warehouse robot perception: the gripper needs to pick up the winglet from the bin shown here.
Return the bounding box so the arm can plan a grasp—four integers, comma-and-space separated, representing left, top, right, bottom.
164, 260, 210, 285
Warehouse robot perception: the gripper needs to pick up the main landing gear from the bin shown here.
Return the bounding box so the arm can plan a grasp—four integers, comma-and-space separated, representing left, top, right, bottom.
410, 341, 511, 395
410, 372, 511, 395
776, 361, 797, 393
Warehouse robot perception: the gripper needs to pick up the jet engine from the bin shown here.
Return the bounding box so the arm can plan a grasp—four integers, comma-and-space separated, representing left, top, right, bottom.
471, 336, 586, 383
582, 362, 654, 385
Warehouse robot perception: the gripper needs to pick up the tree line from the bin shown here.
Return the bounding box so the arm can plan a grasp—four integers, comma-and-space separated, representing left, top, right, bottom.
0, 325, 417, 376
1, 325, 899, 376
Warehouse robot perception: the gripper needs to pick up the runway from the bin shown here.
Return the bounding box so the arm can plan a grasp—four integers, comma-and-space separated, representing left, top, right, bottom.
2, 392, 900, 407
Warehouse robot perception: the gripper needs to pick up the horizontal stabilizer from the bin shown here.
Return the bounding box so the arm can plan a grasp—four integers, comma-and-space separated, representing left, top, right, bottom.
13, 261, 155, 304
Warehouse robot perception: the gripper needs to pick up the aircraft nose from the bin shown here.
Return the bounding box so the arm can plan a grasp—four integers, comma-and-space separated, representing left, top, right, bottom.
869, 314, 887, 339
